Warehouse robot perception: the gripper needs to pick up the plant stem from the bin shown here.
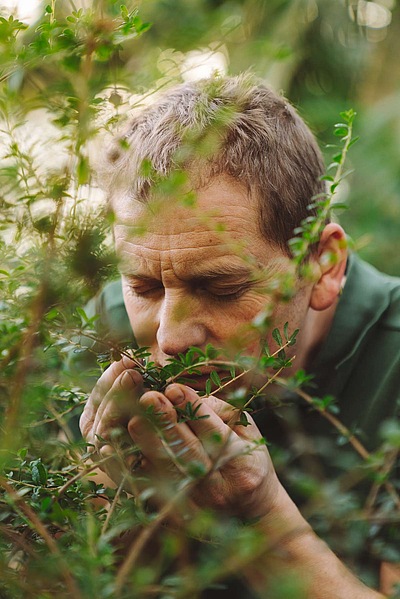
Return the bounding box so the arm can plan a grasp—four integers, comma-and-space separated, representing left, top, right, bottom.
279, 380, 400, 510
0, 477, 82, 599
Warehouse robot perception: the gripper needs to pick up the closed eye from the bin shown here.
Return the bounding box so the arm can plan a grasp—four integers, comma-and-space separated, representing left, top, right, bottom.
129, 285, 164, 297
201, 285, 250, 301
124, 277, 164, 297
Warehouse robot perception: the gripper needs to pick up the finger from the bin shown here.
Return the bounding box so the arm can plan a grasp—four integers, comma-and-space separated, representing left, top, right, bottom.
80, 356, 139, 437
128, 390, 211, 472
95, 443, 150, 495
91, 355, 138, 408
171, 385, 265, 443
91, 369, 143, 448
163, 384, 246, 462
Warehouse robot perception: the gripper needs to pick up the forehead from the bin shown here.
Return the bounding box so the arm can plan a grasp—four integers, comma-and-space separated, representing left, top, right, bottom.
114, 174, 257, 231
112, 175, 285, 273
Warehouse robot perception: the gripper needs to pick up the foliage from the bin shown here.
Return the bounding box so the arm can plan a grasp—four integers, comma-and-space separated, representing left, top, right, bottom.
0, 1, 399, 598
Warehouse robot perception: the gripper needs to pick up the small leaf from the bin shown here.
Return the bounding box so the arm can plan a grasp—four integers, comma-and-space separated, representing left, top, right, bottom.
77, 155, 90, 185
283, 322, 289, 342
235, 412, 250, 427
272, 328, 282, 347
30, 460, 47, 485
288, 329, 299, 346
210, 371, 221, 387
76, 307, 89, 323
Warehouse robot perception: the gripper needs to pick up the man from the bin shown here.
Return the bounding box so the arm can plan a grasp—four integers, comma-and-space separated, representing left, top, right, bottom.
79, 75, 399, 597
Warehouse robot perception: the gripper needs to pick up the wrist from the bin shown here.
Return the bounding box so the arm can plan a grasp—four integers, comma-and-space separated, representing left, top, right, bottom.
249, 485, 385, 599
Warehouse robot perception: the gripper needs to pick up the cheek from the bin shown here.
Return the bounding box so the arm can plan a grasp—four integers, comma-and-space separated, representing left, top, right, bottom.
211, 296, 270, 353
123, 292, 159, 346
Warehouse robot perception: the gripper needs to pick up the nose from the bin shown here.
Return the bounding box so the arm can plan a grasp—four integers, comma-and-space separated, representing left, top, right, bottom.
156, 290, 208, 357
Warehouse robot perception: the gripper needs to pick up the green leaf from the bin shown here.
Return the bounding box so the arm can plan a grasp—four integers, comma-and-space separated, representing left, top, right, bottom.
77, 156, 90, 185
30, 460, 48, 485
272, 328, 282, 347
235, 411, 250, 427
288, 329, 299, 346
283, 322, 289, 342
210, 371, 221, 387
334, 127, 348, 137
76, 307, 89, 323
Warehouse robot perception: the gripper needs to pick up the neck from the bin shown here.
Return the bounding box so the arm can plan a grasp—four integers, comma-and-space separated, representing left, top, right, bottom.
293, 299, 339, 372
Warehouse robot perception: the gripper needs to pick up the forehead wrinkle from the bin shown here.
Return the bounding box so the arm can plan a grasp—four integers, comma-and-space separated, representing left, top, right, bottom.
115, 238, 240, 255
115, 213, 257, 240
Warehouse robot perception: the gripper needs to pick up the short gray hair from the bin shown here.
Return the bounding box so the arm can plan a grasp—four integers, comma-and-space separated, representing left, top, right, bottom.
102, 74, 326, 255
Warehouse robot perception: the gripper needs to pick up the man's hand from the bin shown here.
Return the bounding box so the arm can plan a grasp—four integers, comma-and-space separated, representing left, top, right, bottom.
79, 356, 281, 519
80, 357, 387, 598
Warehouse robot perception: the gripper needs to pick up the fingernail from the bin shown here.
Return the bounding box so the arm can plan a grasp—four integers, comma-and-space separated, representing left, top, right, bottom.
120, 369, 140, 389
165, 384, 185, 405
122, 355, 135, 368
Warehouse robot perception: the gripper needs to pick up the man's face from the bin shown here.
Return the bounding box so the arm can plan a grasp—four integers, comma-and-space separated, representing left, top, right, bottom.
113, 174, 313, 386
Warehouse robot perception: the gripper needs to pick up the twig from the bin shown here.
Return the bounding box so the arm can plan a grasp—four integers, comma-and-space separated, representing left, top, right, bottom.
28, 400, 86, 428
365, 448, 399, 513
278, 380, 400, 510
54, 454, 116, 501
0, 476, 82, 599
101, 475, 127, 536
243, 366, 286, 410
114, 480, 195, 595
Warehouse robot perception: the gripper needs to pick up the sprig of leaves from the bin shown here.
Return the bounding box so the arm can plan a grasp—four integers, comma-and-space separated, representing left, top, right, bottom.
289, 109, 357, 268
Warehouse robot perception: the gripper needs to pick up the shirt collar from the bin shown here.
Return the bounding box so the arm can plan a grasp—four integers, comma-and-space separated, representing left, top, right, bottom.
310, 253, 392, 374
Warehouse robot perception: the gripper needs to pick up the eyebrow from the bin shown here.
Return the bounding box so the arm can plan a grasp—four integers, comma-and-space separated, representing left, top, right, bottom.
121, 263, 258, 282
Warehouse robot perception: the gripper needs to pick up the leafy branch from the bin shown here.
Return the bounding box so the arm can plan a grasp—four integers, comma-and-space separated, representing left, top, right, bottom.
289, 109, 357, 267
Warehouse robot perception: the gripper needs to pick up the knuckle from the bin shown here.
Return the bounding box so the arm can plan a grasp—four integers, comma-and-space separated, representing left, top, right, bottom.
127, 415, 141, 437
98, 444, 114, 459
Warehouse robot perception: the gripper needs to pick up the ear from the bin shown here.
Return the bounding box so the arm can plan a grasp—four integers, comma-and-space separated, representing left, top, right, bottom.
310, 223, 348, 311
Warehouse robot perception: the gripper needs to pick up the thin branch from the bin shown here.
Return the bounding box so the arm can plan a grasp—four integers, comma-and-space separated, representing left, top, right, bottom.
365, 448, 399, 513
278, 380, 400, 510
0, 477, 82, 599
114, 480, 195, 595
101, 475, 127, 536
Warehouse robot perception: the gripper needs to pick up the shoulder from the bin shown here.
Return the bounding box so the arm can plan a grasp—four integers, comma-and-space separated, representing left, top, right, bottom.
84, 278, 133, 344
346, 254, 400, 331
